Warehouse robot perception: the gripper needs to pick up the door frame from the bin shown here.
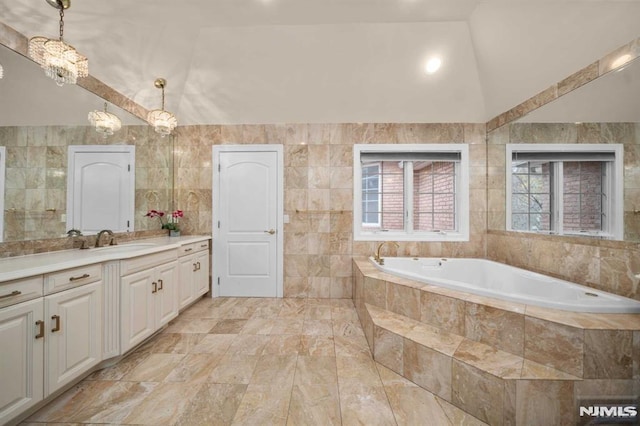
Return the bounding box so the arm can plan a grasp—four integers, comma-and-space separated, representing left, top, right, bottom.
66, 145, 135, 234
0, 146, 5, 242
212, 145, 284, 298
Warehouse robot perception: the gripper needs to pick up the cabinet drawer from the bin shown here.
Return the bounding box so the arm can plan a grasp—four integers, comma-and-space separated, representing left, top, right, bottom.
0, 276, 43, 308
120, 249, 177, 276
45, 264, 102, 294
179, 240, 210, 257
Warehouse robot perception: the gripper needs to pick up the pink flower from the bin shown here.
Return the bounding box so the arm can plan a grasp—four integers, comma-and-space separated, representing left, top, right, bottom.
172, 210, 184, 219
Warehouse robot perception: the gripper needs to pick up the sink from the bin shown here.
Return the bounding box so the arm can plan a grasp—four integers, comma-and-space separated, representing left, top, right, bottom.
92, 243, 159, 252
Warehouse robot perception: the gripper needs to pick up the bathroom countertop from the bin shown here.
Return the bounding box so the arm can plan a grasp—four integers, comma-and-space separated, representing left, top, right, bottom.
0, 235, 211, 283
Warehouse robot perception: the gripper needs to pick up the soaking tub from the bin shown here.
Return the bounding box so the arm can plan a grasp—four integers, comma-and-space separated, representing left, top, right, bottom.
370, 257, 640, 314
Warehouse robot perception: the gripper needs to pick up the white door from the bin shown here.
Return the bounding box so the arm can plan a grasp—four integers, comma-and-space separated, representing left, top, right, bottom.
67, 146, 135, 234
213, 146, 283, 297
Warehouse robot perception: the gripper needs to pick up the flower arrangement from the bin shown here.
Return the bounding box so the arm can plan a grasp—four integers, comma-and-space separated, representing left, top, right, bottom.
145, 209, 183, 231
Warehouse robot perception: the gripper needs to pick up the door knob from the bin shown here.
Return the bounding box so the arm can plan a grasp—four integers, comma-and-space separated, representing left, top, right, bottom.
264, 229, 276, 235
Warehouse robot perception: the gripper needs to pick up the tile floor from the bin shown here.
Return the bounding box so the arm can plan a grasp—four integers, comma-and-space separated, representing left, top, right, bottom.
22, 297, 486, 425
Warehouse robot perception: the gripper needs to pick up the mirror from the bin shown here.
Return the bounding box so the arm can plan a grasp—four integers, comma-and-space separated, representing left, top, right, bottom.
0, 44, 174, 242
488, 56, 640, 242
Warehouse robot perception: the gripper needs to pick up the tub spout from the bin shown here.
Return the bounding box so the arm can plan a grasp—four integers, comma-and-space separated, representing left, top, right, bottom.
374, 241, 399, 265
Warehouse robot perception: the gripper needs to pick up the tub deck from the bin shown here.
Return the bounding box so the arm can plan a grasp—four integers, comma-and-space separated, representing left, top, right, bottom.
353, 258, 640, 426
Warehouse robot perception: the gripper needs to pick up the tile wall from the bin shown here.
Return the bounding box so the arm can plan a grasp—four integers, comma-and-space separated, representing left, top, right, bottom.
173, 123, 487, 298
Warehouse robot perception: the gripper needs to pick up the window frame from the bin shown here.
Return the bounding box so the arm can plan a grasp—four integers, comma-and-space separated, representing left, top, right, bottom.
361, 162, 382, 227
353, 143, 469, 242
505, 143, 624, 240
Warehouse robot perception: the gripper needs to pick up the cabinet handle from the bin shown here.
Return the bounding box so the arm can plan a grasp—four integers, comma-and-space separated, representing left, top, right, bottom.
193, 263, 197, 272
184, 248, 193, 252
51, 315, 61, 332
152, 281, 157, 293
69, 273, 90, 282
196, 261, 201, 271
0, 290, 21, 300
158, 279, 163, 290
200, 243, 208, 248
35, 320, 45, 339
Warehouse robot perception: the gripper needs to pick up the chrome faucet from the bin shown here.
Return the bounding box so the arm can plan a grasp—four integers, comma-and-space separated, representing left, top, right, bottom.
95, 229, 116, 248
374, 241, 399, 265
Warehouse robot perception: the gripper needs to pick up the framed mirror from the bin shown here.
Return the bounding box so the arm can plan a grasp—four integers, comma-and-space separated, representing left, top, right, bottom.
488, 55, 640, 242
0, 44, 174, 243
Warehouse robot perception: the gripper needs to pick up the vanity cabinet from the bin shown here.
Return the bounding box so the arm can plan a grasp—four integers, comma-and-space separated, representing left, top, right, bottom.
44, 281, 102, 396
0, 266, 102, 425
177, 241, 210, 310
0, 296, 44, 425
120, 250, 178, 353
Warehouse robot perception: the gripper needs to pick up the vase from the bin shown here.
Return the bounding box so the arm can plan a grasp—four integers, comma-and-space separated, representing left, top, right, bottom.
169, 230, 180, 237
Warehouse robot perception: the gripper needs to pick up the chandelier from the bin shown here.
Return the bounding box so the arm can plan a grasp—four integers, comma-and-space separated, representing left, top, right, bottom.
28, 0, 88, 86
147, 78, 177, 137
88, 102, 122, 137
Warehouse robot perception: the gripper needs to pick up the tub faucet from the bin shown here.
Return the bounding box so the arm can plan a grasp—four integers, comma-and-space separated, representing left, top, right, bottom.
374, 241, 399, 265
95, 229, 116, 248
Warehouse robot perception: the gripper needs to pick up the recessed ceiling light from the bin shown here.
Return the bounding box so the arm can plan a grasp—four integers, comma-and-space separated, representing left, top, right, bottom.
425, 57, 442, 74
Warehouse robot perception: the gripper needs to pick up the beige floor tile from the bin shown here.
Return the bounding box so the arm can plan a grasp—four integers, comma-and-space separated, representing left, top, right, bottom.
294, 355, 338, 386
164, 353, 223, 383
209, 355, 260, 384
121, 353, 186, 382
231, 384, 292, 426
287, 383, 341, 426
23, 297, 485, 426
174, 383, 247, 426
122, 382, 205, 425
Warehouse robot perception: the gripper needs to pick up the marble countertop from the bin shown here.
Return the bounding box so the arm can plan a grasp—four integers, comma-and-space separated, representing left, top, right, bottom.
0, 235, 211, 283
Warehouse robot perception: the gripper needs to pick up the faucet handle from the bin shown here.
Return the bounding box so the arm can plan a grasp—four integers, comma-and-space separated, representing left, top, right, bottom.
66, 229, 83, 237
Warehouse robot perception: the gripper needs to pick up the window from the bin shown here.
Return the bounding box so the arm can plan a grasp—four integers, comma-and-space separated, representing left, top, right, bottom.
353, 144, 469, 241
506, 144, 623, 240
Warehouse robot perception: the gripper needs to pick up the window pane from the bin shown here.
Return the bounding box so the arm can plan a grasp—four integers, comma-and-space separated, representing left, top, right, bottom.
413, 161, 456, 232
563, 161, 604, 232
530, 213, 551, 231
510, 160, 553, 231
511, 174, 528, 193
361, 164, 381, 226
512, 194, 529, 213
511, 213, 529, 230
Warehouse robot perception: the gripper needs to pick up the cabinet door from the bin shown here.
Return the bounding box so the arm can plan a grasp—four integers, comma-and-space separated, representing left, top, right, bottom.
121, 269, 155, 353
0, 299, 44, 425
177, 255, 195, 310
156, 261, 178, 327
193, 250, 210, 297
45, 282, 102, 396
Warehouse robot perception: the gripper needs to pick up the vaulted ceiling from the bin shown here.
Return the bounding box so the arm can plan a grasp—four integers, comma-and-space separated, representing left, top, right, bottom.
1, 0, 639, 125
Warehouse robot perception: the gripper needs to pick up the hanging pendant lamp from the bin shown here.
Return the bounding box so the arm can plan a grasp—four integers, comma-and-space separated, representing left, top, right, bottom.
147, 78, 177, 137
28, 0, 88, 86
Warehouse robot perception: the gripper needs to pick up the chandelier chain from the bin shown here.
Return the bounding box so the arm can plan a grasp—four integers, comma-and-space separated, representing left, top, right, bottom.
58, 1, 64, 40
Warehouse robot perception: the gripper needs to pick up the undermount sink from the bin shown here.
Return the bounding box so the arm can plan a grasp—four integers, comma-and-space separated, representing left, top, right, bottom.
93, 243, 159, 252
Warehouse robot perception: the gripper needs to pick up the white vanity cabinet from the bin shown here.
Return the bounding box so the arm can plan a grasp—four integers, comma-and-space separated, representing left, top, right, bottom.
120, 249, 178, 353
0, 292, 44, 425
44, 280, 102, 396
177, 241, 210, 310
0, 265, 102, 425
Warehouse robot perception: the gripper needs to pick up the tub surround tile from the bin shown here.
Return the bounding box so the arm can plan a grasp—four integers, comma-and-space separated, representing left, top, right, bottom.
420, 291, 466, 335
524, 317, 584, 377
386, 281, 421, 320
373, 327, 404, 374
453, 340, 522, 380
515, 380, 574, 426
406, 322, 464, 357
583, 329, 633, 379
452, 360, 505, 426
464, 303, 525, 357
403, 339, 453, 400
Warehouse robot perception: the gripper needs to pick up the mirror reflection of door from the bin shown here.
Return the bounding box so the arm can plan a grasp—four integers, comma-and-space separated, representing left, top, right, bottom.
66, 146, 135, 234
0, 147, 5, 242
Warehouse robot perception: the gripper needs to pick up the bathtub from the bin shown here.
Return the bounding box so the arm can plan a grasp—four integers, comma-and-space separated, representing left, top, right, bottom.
370, 257, 640, 314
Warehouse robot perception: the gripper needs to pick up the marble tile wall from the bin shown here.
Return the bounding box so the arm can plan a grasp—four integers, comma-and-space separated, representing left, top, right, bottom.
174, 123, 487, 299
0, 124, 172, 252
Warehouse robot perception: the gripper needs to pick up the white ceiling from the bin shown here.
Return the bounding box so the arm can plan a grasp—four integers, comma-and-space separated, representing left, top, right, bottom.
0, 0, 639, 125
